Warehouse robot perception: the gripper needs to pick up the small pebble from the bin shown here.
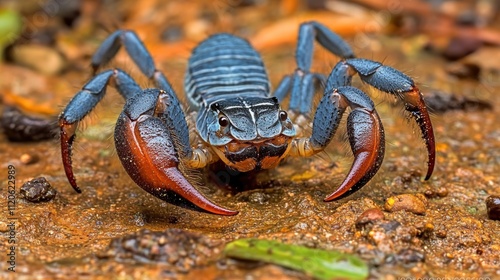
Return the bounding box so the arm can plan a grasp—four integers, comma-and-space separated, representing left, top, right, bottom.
247, 192, 269, 205
133, 212, 146, 227
435, 229, 447, 238
415, 222, 434, 239
384, 194, 427, 215
380, 220, 401, 232
0, 221, 8, 232
20, 153, 38, 165
10, 44, 66, 75
424, 189, 435, 198
20, 177, 57, 202
436, 187, 449, 198
424, 187, 449, 198
485, 195, 500, 220
396, 248, 425, 264
355, 208, 385, 228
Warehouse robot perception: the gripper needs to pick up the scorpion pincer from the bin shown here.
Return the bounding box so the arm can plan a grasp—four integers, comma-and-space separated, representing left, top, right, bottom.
59, 21, 435, 215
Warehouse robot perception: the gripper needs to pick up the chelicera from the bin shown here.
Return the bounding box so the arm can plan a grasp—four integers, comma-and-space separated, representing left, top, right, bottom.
59, 21, 435, 215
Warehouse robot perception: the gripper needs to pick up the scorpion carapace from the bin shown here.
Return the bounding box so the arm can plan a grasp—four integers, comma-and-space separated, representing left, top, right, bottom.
201, 96, 296, 172
59, 21, 435, 215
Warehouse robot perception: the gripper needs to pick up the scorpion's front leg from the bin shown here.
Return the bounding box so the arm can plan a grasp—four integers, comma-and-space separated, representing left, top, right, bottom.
59, 69, 142, 192
90, 29, 174, 92
290, 86, 385, 201
327, 59, 435, 180
115, 89, 237, 215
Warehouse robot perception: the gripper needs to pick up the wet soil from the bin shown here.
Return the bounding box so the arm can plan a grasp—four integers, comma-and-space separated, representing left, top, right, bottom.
1, 1, 500, 279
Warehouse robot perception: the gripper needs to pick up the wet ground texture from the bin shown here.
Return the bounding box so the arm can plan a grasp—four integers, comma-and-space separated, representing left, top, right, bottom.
0, 0, 499, 279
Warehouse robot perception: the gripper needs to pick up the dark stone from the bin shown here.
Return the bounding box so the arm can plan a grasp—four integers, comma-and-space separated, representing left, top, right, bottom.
486, 196, 500, 221
20, 177, 57, 202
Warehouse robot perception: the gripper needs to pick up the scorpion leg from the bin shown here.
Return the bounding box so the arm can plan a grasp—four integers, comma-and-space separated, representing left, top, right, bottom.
295, 21, 355, 70
275, 21, 355, 115
273, 75, 292, 102
91, 29, 194, 159
280, 21, 433, 200
59, 69, 141, 192
331, 59, 435, 180
115, 89, 237, 215
91, 30, 175, 92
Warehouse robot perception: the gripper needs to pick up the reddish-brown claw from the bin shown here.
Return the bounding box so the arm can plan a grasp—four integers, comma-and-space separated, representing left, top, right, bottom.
114, 113, 238, 216
344, 58, 436, 181
324, 108, 385, 201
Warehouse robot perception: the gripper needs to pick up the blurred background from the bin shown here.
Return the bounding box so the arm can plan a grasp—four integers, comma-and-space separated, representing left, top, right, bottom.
1, 0, 499, 116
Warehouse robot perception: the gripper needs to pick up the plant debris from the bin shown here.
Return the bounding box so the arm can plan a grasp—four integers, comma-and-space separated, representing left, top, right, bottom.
424, 91, 493, 113
224, 238, 369, 280
1, 106, 57, 142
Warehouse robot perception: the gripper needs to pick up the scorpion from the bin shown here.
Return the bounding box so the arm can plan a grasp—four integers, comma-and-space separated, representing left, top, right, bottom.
59, 22, 435, 215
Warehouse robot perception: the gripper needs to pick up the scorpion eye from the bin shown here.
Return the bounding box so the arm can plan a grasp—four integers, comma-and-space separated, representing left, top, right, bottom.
279, 110, 288, 121
211, 102, 220, 111
218, 116, 229, 127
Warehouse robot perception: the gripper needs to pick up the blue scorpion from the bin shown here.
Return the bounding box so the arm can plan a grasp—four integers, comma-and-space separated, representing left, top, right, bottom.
59, 22, 435, 215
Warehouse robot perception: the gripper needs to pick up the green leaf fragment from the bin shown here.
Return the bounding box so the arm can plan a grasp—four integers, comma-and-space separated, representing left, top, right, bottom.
0, 9, 22, 60
224, 238, 369, 280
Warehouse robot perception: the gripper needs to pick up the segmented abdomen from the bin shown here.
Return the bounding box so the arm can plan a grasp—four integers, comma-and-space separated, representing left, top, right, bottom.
184, 34, 270, 108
